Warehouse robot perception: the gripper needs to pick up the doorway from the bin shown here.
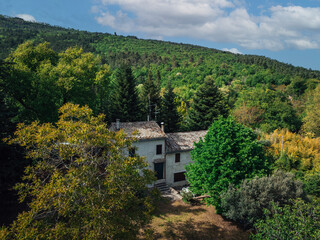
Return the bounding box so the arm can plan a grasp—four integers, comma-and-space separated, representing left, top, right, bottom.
154, 162, 164, 180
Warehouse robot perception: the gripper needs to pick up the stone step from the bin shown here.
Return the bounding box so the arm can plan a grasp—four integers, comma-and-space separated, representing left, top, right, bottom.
155, 182, 167, 187
155, 182, 170, 194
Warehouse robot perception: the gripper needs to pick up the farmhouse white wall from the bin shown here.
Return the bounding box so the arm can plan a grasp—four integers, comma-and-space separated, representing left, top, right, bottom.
133, 139, 166, 169
166, 151, 192, 187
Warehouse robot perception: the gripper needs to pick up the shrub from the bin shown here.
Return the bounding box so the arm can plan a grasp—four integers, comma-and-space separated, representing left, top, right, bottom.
180, 187, 194, 204
252, 199, 320, 240
220, 171, 305, 228
304, 173, 320, 197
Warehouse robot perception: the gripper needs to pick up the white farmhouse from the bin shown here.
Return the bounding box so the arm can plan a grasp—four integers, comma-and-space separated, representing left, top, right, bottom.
110, 120, 207, 189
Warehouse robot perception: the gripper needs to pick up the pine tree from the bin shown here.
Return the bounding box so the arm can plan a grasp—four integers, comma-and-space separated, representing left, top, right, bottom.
142, 70, 161, 121
156, 70, 161, 89
112, 64, 141, 122
160, 81, 180, 132
187, 76, 229, 130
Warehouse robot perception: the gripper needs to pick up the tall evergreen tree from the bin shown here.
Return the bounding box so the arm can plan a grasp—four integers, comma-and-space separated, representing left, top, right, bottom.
142, 70, 161, 121
160, 81, 180, 132
156, 70, 161, 89
187, 76, 229, 130
112, 64, 141, 122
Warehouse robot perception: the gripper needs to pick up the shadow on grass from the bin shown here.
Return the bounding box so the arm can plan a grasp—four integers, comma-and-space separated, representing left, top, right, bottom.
141, 198, 250, 240
154, 197, 206, 219
163, 218, 247, 240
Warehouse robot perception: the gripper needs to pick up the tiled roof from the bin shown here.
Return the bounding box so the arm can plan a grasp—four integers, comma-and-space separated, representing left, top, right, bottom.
166, 130, 208, 153
109, 121, 166, 140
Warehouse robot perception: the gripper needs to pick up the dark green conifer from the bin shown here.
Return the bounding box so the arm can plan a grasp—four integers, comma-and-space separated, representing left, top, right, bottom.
142, 70, 161, 121
160, 81, 180, 132
187, 76, 229, 130
112, 64, 141, 122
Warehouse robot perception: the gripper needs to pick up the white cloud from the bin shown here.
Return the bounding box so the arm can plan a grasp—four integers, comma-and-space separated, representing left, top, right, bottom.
16, 14, 36, 22
286, 39, 319, 50
222, 48, 242, 54
93, 1, 320, 50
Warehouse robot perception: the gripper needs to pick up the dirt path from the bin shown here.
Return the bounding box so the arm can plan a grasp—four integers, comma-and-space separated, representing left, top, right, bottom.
140, 198, 250, 240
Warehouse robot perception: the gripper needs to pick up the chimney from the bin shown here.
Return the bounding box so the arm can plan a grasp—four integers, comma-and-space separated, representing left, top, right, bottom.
116, 119, 120, 131
161, 122, 164, 132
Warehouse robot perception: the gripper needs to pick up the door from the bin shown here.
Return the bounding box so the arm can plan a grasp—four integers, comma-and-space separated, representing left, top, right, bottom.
154, 162, 164, 180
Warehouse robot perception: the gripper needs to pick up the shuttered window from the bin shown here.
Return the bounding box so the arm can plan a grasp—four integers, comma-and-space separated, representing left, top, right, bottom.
174, 172, 186, 182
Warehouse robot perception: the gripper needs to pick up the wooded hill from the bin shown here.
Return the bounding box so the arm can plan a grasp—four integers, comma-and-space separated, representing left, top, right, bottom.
2, 13, 320, 133
1, 14, 319, 89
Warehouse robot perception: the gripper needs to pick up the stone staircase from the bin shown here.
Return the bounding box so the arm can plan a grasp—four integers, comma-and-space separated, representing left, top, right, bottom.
154, 182, 170, 194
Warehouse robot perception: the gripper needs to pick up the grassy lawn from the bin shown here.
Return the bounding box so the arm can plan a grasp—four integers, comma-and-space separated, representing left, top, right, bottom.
140, 198, 250, 240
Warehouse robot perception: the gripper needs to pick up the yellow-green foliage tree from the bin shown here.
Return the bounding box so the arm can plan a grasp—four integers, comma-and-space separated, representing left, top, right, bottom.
265, 129, 320, 173
1, 103, 156, 240
302, 85, 320, 137
2, 41, 111, 123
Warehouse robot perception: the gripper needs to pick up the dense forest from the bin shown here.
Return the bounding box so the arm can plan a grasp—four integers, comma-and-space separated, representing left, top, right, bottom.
1, 15, 320, 238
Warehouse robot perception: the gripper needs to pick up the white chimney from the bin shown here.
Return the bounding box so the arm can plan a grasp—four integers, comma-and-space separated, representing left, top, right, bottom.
116, 119, 120, 130
161, 122, 164, 132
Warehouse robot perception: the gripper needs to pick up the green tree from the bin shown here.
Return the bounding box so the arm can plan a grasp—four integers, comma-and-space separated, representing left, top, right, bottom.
0, 60, 16, 137
187, 76, 229, 131
142, 70, 161, 121
1, 103, 156, 239
302, 85, 320, 136
52, 45, 111, 116
252, 199, 320, 240
112, 64, 142, 122
160, 81, 180, 132
3, 41, 60, 122
0, 60, 29, 226
2, 41, 110, 123
303, 173, 320, 197
234, 88, 301, 132
286, 76, 307, 97
186, 117, 271, 212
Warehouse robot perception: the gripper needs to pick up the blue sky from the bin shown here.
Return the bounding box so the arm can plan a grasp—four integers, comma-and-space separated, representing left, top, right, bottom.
1, 0, 320, 70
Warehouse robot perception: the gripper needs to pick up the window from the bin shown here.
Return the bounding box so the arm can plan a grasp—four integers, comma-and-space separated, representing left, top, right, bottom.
156, 144, 162, 155
174, 172, 186, 182
175, 153, 181, 163
129, 147, 135, 157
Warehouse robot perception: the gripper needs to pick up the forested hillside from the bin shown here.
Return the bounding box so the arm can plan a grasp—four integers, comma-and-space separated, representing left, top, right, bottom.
1, 14, 319, 88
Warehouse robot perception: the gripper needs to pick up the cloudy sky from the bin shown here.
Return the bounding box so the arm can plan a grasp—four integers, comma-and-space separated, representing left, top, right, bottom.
1, 0, 320, 70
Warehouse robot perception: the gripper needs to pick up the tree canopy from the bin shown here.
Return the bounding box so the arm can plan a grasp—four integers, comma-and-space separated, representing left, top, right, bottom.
160, 81, 180, 132
187, 76, 229, 131
2, 41, 110, 123
1, 103, 156, 239
142, 70, 161, 121
302, 85, 320, 136
252, 199, 320, 240
233, 88, 301, 132
111, 64, 141, 122
186, 117, 271, 211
